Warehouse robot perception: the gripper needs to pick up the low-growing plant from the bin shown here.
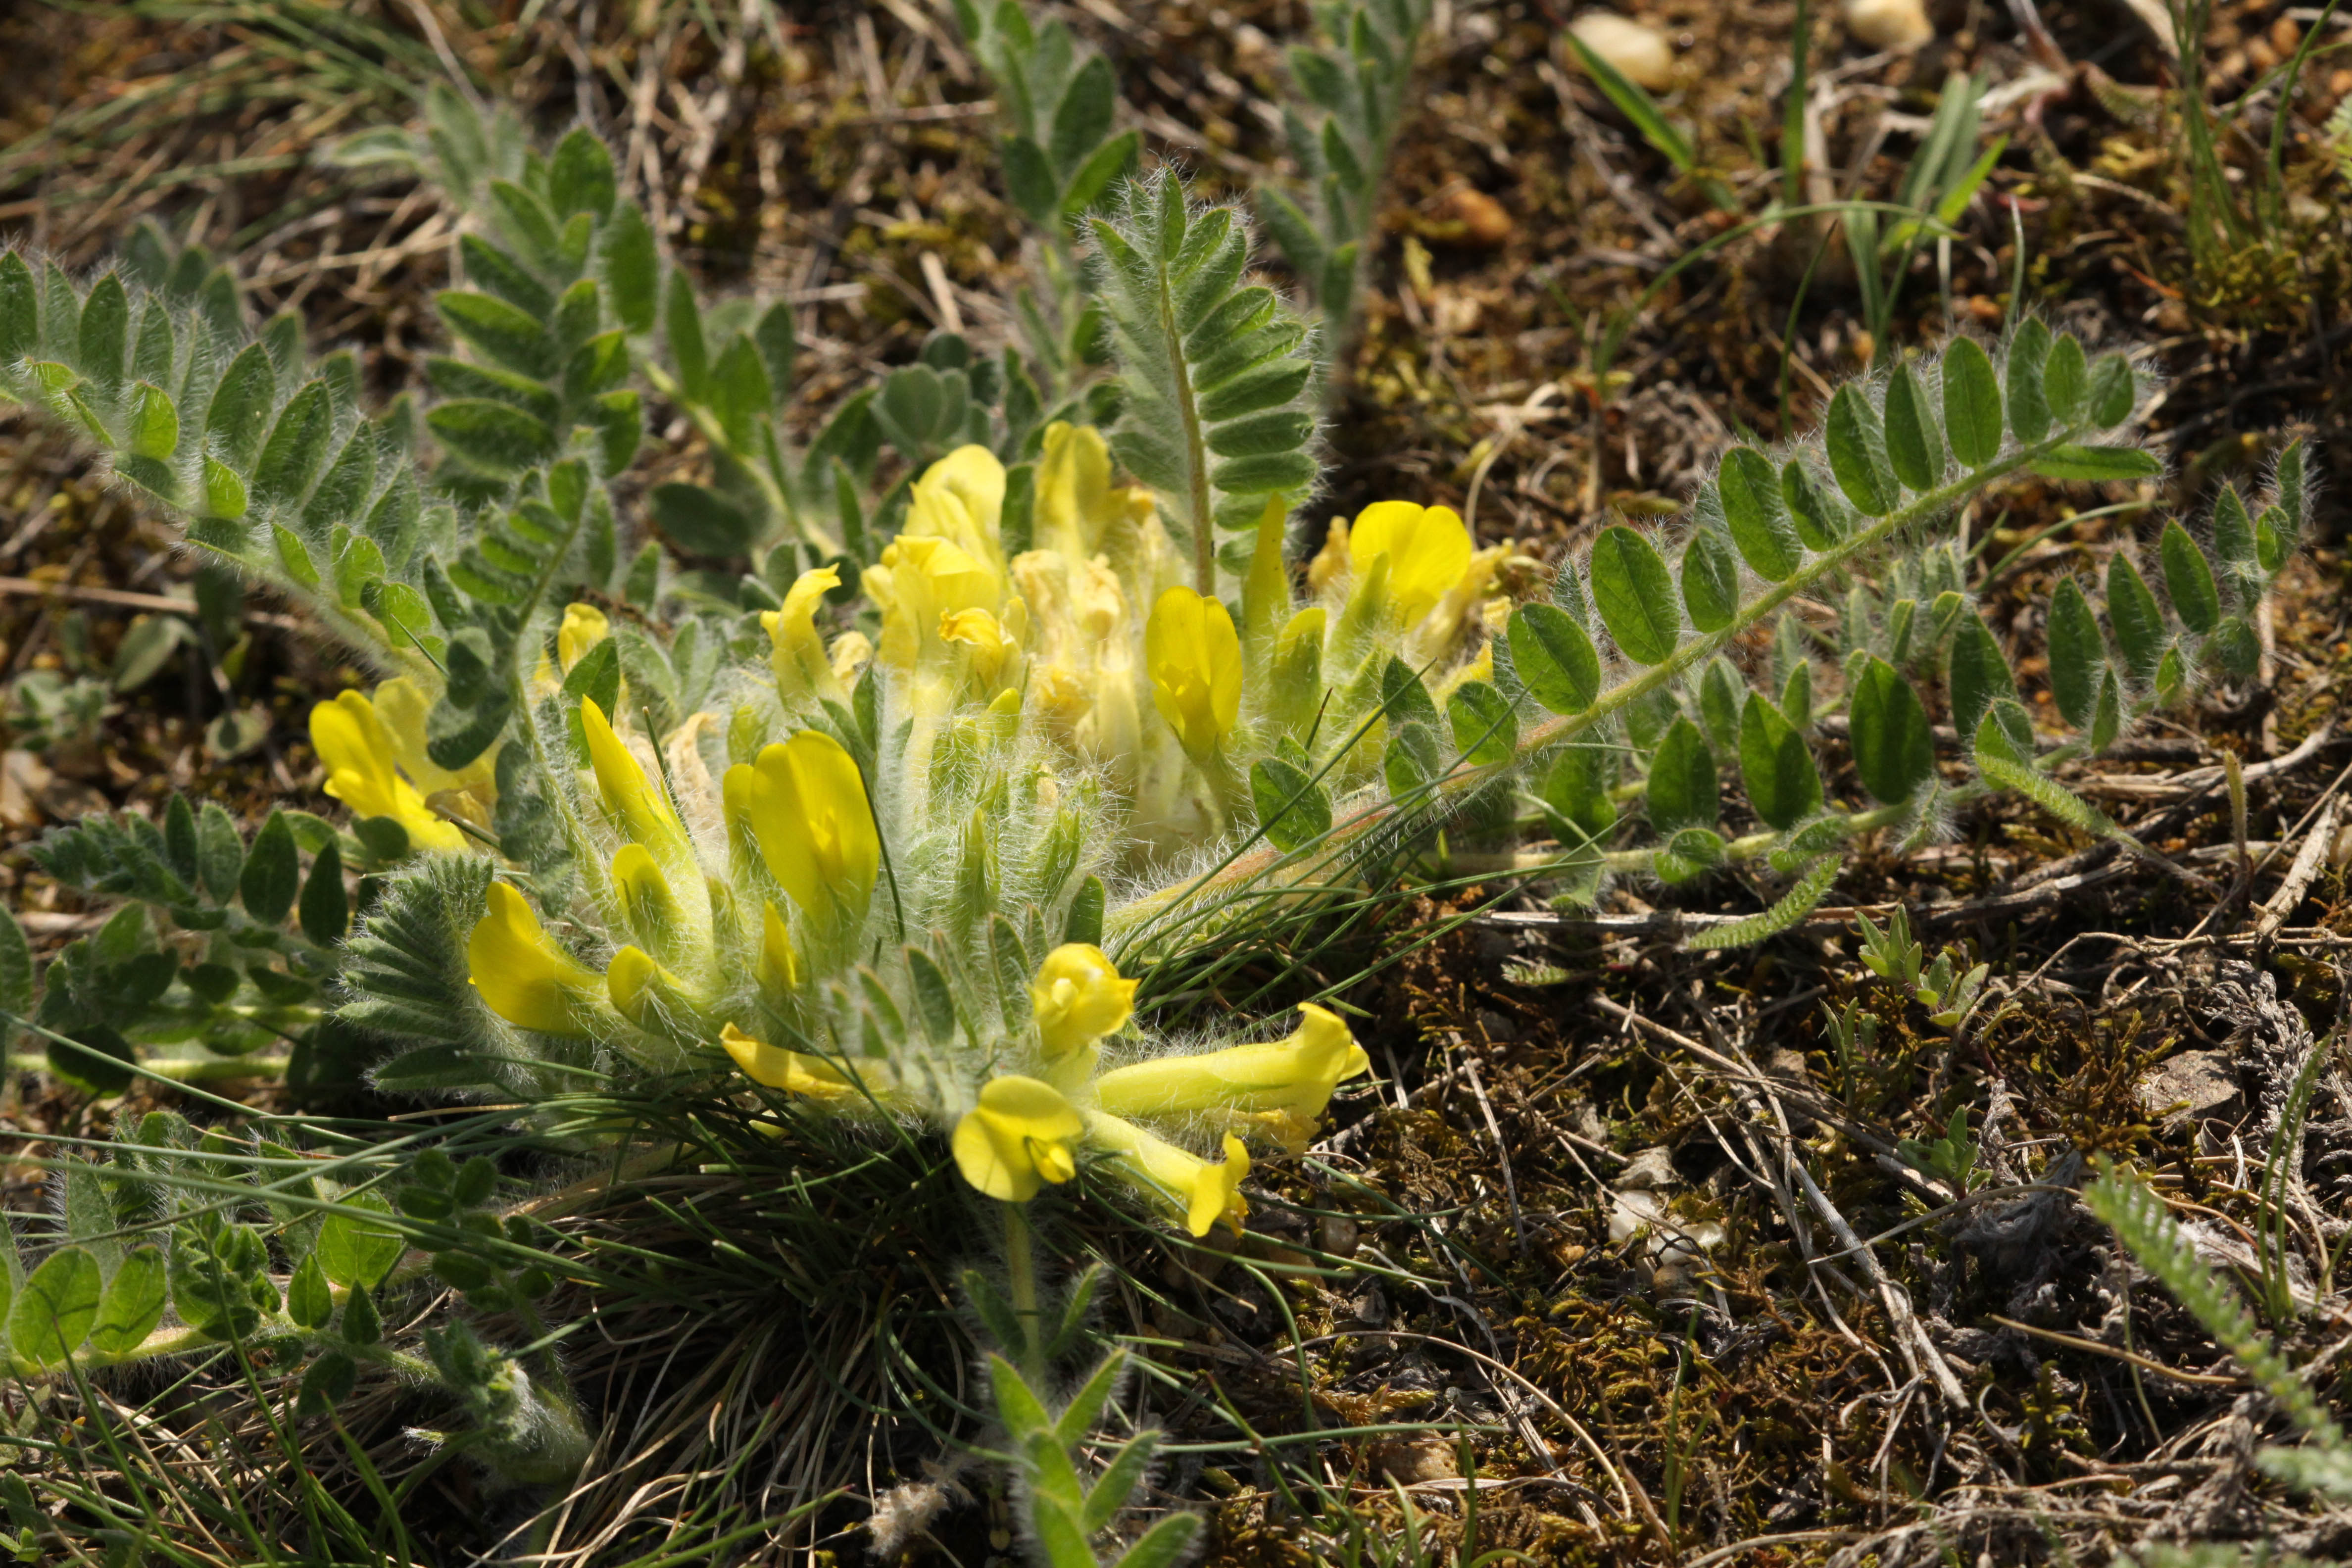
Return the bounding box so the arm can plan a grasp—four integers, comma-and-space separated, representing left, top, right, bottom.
0, 3, 2324, 1559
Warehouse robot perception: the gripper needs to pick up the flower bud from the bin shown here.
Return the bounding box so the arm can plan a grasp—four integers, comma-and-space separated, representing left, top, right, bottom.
762, 565, 843, 704
581, 697, 690, 866
721, 1022, 892, 1101
466, 882, 602, 1035
1031, 943, 1137, 1058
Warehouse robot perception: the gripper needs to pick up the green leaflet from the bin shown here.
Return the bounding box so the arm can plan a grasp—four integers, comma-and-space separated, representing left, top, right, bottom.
1718, 445, 1801, 581
9, 1246, 102, 1367
2159, 520, 2221, 635
2004, 317, 2052, 444
1507, 603, 1599, 714
1738, 691, 1821, 831
1679, 527, 1740, 634
1589, 524, 1680, 665
2106, 552, 2167, 680
1881, 362, 1944, 492
1940, 337, 2003, 466
1945, 612, 2015, 742
1645, 718, 1718, 836
1848, 656, 1933, 805
1826, 383, 1897, 516
2045, 578, 2105, 728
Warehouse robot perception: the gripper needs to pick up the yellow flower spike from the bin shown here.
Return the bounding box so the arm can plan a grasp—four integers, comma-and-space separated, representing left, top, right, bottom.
757, 900, 801, 1002
761, 565, 843, 703
580, 697, 690, 863
370, 677, 497, 804
748, 731, 880, 924
951, 1076, 1086, 1203
720, 1022, 892, 1100
1089, 1002, 1372, 1155
1083, 1113, 1252, 1237
1348, 501, 1473, 627
309, 691, 467, 853
465, 882, 602, 1035
557, 603, 610, 673
1031, 943, 1137, 1058
1145, 586, 1242, 762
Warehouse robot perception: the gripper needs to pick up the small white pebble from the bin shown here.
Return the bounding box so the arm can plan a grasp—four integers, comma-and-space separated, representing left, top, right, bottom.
1567, 12, 1675, 92
1844, 0, 1934, 50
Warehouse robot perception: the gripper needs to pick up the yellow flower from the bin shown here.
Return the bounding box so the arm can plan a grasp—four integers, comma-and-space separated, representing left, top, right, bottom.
1031, 943, 1137, 1059
604, 942, 703, 1032
747, 731, 880, 924
762, 565, 843, 704
370, 677, 497, 806
1089, 1002, 1371, 1154
611, 844, 682, 947
1145, 586, 1242, 762
557, 602, 610, 672
951, 1076, 1085, 1202
580, 697, 691, 865
1348, 501, 1472, 627
466, 881, 602, 1035
1084, 1114, 1251, 1237
908, 444, 1008, 565
309, 690, 467, 853
866, 535, 1003, 673
719, 1022, 893, 1101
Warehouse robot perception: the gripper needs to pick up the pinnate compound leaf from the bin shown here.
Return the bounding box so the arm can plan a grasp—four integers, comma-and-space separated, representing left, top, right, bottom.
1588, 525, 1679, 665
1826, 383, 1897, 515
1940, 337, 2003, 467
1848, 656, 1934, 804
1687, 855, 1843, 950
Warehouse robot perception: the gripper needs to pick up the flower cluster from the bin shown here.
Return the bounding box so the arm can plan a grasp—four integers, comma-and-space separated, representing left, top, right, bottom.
312, 426, 1521, 1231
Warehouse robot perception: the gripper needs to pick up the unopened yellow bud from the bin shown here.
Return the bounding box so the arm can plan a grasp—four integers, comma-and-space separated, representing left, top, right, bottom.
611, 844, 679, 945
309, 690, 467, 853
465, 882, 601, 1035
1348, 501, 1472, 627
951, 1076, 1085, 1203
762, 565, 842, 703
748, 731, 880, 925
581, 697, 689, 863
1145, 586, 1242, 762
557, 602, 610, 673
1090, 1002, 1371, 1154
1031, 943, 1137, 1058
757, 900, 801, 1001
1084, 1114, 1251, 1237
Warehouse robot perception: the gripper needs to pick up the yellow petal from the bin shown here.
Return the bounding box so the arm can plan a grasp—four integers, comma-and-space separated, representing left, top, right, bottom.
581, 696, 687, 859
1030, 942, 1137, 1058
1083, 1112, 1251, 1237
1145, 586, 1242, 760
1348, 502, 1472, 627
465, 882, 599, 1035
308, 691, 466, 853
1089, 1003, 1370, 1151
748, 731, 880, 923
757, 899, 801, 1001
951, 1075, 1085, 1203
763, 565, 842, 702
719, 1022, 870, 1098
558, 602, 610, 673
